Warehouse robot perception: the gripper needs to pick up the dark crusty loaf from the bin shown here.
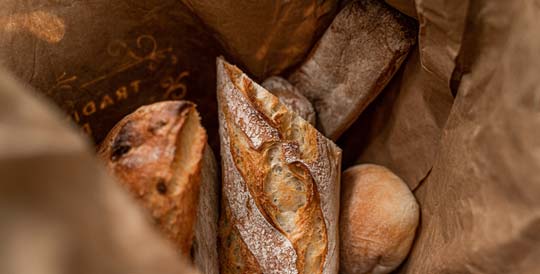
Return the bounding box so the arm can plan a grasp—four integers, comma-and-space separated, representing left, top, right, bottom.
289, 0, 417, 140
217, 58, 342, 274
97, 101, 218, 274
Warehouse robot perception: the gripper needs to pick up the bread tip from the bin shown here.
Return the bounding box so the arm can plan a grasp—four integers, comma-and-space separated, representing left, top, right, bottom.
216, 55, 225, 65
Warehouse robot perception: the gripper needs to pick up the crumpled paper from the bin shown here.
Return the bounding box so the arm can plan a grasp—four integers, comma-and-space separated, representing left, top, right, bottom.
181, 0, 339, 79
338, 48, 453, 190
415, 0, 468, 86
385, 0, 417, 18
0, 69, 198, 274
1, 1, 539, 272
397, 0, 540, 272
342, 1, 540, 271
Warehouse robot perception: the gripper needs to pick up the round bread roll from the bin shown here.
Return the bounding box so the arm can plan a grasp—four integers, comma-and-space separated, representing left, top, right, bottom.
340, 164, 419, 274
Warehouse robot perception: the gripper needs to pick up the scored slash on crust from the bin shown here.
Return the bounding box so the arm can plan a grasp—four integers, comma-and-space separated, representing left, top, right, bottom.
217, 57, 342, 274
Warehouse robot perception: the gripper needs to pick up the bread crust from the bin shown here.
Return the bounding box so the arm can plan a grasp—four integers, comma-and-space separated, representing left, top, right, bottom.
193, 146, 220, 274
289, 0, 417, 140
97, 101, 218, 273
340, 164, 419, 274
217, 58, 341, 274
262, 76, 316, 126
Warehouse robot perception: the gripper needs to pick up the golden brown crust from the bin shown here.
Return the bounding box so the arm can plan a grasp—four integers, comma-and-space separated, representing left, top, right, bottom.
340, 164, 419, 274
97, 101, 206, 257
218, 196, 263, 274
217, 58, 341, 274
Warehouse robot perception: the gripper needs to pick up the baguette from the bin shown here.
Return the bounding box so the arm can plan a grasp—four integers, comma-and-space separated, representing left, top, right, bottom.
98, 101, 219, 274
289, 0, 417, 140
262, 76, 316, 126
217, 57, 342, 274
340, 164, 419, 274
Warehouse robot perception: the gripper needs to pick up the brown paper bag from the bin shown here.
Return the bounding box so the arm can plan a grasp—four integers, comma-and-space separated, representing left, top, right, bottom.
339, 48, 454, 190
0, 69, 198, 274
181, 0, 339, 79
0, 0, 223, 149
385, 0, 417, 18
398, 1, 540, 273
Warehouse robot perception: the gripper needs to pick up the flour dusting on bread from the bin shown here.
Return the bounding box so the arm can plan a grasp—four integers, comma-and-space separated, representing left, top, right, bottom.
217, 57, 341, 274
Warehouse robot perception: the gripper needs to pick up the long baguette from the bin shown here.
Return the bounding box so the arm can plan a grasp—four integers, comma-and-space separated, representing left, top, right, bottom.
217, 57, 342, 274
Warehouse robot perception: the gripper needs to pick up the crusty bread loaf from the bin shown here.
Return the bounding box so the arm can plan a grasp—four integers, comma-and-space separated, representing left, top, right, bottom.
97, 101, 218, 274
340, 164, 419, 274
217, 57, 342, 274
289, 0, 417, 140
262, 76, 316, 126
